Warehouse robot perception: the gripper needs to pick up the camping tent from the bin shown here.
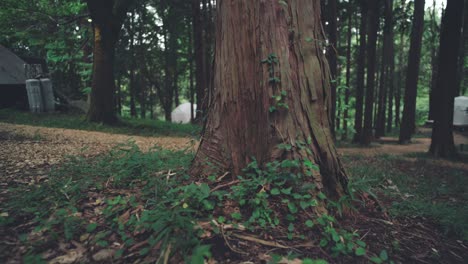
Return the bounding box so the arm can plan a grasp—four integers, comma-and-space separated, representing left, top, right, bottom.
0, 45, 28, 108
454, 96, 468, 127
171, 103, 197, 124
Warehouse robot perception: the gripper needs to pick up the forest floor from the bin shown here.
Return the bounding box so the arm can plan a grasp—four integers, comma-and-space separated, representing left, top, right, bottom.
1, 122, 467, 263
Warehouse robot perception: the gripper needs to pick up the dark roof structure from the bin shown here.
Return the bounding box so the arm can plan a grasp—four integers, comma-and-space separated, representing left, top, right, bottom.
0, 44, 27, 85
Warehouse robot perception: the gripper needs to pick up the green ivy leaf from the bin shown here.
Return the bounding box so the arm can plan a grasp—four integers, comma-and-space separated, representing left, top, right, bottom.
355, 247, 366, 256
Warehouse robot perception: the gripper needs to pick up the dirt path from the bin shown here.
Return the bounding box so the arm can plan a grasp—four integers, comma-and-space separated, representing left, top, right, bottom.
1, 123, 467, 176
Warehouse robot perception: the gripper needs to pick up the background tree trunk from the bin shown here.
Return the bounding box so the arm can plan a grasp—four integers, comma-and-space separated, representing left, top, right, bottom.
191, 0, 348, 200
399, 0, 425, 144
343, 7, 353, 141
361, 0, 380, 146
86, 0, 131, 124
326, 0, 338, 138
353, 0, 368, 143
429, 0, 465, 158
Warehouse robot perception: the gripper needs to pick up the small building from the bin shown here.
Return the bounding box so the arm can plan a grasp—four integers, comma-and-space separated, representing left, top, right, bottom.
0, 45, 28, 108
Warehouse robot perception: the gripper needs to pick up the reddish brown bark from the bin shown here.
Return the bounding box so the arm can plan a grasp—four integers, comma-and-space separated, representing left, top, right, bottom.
191, 0, 348, 199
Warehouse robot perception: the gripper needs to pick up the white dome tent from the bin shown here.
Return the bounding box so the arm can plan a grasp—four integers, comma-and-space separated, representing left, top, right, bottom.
171, 103, 197, 124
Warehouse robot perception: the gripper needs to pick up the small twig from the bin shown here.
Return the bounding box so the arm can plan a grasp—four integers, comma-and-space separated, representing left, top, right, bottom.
163, 243, 172, 264
231, 233, 290, 249
210, 180, 240, 193
221, 226, 248, 255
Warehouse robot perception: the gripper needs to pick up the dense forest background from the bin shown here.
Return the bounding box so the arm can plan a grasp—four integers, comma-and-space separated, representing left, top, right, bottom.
0, 0, 467, 136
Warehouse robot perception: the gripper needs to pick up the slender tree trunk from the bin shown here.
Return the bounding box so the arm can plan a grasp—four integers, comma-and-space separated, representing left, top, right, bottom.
193, 0, 207, 123
128, 13, 137, 118
376, 0, 394, 138
326, 0, 338, 138
353, 0, 368, 143
361, 0, 380, 146
189, 24, 195, 122
191, 0, 348, 201
456, 0, 468, 96
430, 0, 464, 158
399, 0, 425, 144
386, 12, 395, 133
428, 0, 439, 120
342, 10, 352, 141
395, 31, 404, 127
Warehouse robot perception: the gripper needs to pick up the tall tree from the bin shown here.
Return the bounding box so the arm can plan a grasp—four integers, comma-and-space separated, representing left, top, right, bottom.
85, 0, 132, 124
191, 0, 348, 200
456, 0, 468, 95
361, 0, 380, 145
375, 0, 394, 138
353, 0, 368, 143
192, 0, 208, 120
342, 2, 353, 140
326, 0, 338, 138
428, 0, 440, 121
429, 0, 465, 158
399, 0, 425, 143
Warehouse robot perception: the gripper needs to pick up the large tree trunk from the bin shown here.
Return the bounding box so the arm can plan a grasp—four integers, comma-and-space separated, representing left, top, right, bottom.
191, 0, 348, 200
86, 0, 130, 124
87, 22, 119, 124
361, 0, 380, 146
429, 0, 464, 158
399, 0, 425, 144
353, 0, 368, 143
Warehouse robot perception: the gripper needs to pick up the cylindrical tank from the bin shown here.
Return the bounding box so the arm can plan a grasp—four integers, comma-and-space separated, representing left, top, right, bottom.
25, 79, 43, 113
40, 78, 55, 112
454, 96, 468, 127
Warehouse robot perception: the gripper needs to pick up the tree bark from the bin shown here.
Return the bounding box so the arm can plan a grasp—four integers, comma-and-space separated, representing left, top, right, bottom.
342, 5, 353, 141
361, 0, 380, 146
353, 0, 368, 143
376, 0, 394, 137
395, 31, 404, 127
456, 0, 468, 96
429, 0, 464, 158
191, 0, 348, 200
428, 0, 439, 121
399, 0, 425, 144
326, 0, 338, 139
193, 0, 207, 123
86, 0, 131, 124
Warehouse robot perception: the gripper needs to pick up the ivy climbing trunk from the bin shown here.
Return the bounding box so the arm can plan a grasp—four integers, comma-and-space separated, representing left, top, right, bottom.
191, 0, 348, 201
86, 0, 132, 124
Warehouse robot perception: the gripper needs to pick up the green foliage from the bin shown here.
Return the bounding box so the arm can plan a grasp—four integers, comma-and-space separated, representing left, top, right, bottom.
4, 142, 209, 261
346, 154, 468, 241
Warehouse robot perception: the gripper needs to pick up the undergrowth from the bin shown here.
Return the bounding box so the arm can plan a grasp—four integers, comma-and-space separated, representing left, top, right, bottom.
1, 142, 396, 263
345, 154, 468, 241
